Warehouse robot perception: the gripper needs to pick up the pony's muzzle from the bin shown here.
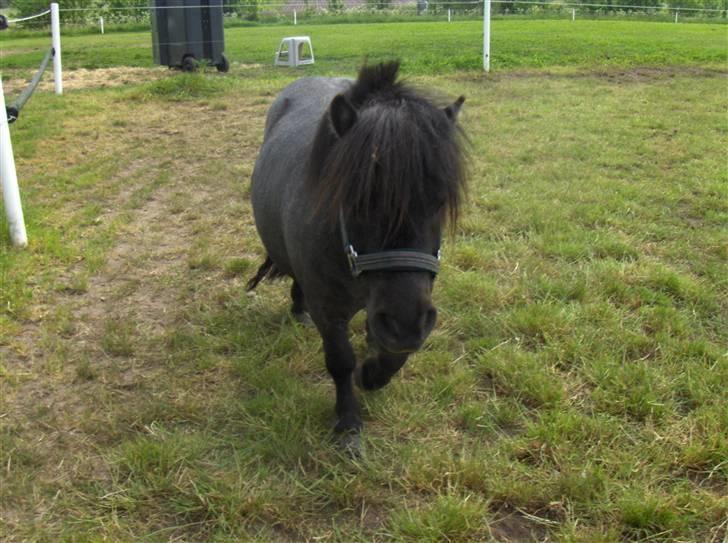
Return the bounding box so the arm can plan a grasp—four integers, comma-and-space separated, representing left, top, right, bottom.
370, 306, 437, 354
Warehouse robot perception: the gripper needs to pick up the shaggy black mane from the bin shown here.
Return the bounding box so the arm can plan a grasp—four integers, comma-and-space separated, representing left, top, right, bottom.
307, 61, 466, 236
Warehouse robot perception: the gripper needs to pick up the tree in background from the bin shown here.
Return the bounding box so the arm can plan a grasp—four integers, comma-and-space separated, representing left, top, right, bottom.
9, 0, 51, 26
328, 0, 344, 12
493, 0, 549, 13
11, 0, 93, 26
666, 0, 727, 14
577, 0, 661, 12
428, 0, 482, 14
105, 0, 150, 24
366, 0, 393, 10
224, 0, 265, 21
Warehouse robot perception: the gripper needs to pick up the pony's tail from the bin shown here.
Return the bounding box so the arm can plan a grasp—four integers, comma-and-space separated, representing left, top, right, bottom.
246, 256, 282, 291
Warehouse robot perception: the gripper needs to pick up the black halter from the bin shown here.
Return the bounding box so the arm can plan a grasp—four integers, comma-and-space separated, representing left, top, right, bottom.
339, 208, 441, 278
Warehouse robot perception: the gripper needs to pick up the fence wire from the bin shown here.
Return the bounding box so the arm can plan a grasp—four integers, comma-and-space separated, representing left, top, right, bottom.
7, 10, 51, 24
5, 47, 54, 123
52, 1, 728, 13
0, 0, 716, 19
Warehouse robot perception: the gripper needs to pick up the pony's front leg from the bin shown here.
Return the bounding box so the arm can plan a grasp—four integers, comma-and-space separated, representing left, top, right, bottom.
355, 351, 409, 391
321, 325, 362, 436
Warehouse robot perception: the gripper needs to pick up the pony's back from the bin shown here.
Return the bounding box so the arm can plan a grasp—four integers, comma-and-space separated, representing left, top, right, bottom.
250, 76, 351, 283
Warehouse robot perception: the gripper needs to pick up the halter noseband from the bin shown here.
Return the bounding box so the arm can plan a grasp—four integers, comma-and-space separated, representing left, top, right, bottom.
339, 208, 441, 278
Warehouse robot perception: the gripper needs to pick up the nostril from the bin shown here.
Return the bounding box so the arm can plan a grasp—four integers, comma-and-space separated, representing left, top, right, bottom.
375, 312, 400, 339
423, 308, 437, 333
418, 307, 437, 337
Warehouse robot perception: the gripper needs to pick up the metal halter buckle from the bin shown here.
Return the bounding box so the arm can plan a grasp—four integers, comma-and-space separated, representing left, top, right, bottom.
345, 244, 360, 276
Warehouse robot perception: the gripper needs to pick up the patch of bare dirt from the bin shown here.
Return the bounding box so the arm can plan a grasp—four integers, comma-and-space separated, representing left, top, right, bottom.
3, 63, 266, 95
489, 509, 552, 542
54, 66, 171, 91
0, 47, 36, 59
589, 65, 728, 83
453, 65, 728, 84
2, 66, 170, 95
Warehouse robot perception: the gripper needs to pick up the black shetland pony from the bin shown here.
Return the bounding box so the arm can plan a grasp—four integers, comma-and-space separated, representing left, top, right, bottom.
247, 62, 466, 448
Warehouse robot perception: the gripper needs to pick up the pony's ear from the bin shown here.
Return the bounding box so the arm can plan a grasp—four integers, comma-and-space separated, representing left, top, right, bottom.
444, 96, 465, 122
329, 94, 358, 137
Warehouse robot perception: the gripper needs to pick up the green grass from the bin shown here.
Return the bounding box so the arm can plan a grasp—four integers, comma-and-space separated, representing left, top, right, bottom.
1, 20, 727, 543
1, 19, 726, 74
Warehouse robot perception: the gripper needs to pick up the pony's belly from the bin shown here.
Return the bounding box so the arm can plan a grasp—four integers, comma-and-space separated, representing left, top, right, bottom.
250, 160, 299, 276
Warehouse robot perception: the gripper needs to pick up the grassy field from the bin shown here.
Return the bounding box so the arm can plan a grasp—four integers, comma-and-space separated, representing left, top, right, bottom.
1, 19, 727, 542
0, 19, 727, 74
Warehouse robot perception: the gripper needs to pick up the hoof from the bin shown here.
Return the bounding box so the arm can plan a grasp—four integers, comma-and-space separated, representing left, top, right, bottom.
337, 432, 363, 457
333, 415, 363, 457
293, 311, 314, 327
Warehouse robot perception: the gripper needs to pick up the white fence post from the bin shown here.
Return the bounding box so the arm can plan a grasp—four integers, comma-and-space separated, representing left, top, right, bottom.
293, 9, 297, 25
99, 16, 104, 34
572, 8, 576, 20
483, 0, 491, 72
51, 3, 62, 95
0, 76, 28, 248
674, 10, 679, 22
448, 8, 451, 22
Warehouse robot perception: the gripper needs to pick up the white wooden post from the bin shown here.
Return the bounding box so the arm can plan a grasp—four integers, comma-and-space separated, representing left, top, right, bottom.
448, 8, 451, 22
51, 3, 62, 95
293, 9, 297, 25
0, 76, 28, 247
674, 10, 679, 22
99, 16, 104, 34
572, 8, 576, 20
483, 0, 491, 71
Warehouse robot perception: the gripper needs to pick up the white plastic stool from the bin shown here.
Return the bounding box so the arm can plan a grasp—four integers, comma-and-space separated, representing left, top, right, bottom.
274, 36, 315, 67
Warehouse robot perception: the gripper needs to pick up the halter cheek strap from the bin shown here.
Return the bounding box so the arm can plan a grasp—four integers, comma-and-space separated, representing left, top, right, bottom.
339, 208, 441, 278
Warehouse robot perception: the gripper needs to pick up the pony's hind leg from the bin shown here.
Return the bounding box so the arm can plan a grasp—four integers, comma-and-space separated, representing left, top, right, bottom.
291, 281, 312, 325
